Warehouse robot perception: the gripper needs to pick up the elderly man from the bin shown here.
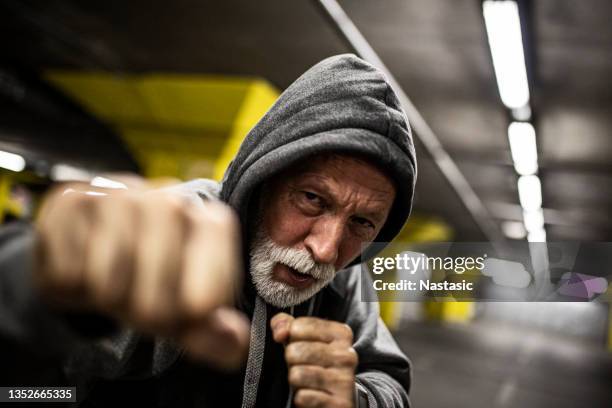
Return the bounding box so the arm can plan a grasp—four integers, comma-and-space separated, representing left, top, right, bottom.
0, 54, 416, 407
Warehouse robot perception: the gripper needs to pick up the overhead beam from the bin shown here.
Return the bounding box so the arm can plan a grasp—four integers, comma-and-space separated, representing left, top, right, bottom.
314, 0, 504, 243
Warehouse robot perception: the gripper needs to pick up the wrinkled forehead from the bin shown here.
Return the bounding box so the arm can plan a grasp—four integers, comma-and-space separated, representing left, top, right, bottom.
281, 152, 396, 195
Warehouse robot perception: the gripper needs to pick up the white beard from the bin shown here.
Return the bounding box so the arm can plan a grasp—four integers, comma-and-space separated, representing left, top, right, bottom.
248, 227, 336, 308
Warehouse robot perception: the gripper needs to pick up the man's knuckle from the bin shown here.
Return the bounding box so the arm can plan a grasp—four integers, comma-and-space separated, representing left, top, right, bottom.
340, 324, 353, 341
314, 367, 328, 388
288, 341, 317, 364
335, 372, 354, 389
285, 342, 300, 363
289, 366, 304, 385
339, 347, 358, 367
292, 317, 317, 334
294, 390, 316, 407
289, 319, 304, 338
271, 312, 290, 327
333, 398, 352, 408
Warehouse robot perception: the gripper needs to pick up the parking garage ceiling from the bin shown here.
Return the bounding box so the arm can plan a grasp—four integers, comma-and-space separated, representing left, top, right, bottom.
0, 0, 610, 241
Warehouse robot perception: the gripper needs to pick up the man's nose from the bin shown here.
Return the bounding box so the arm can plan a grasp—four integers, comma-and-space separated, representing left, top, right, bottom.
304, 217, 344, 266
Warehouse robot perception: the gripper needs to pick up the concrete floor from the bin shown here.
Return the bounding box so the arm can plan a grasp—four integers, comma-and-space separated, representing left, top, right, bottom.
394, 320, 612, 408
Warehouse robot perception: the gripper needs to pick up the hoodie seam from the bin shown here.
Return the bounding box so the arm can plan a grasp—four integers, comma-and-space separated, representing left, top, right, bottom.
382, 83, 417, 173
383, 83, 394, 141
226, 127, 408, 197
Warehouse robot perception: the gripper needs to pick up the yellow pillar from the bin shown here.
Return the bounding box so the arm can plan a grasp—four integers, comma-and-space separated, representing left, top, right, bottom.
213, 81, 279, 180
0, 173, 9, 224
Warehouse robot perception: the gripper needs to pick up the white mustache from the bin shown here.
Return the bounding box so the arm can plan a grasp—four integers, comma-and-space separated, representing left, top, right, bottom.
260, 240, 335, 280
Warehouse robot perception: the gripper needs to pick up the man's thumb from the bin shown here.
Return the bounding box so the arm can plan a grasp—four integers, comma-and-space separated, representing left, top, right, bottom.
270, 312, 294, 344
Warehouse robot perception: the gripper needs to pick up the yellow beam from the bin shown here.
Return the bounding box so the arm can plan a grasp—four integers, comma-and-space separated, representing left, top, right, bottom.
214, 80, 279, 180
45, 71, 279, 180
0, 174, 9, 224
0, 173, 24, 223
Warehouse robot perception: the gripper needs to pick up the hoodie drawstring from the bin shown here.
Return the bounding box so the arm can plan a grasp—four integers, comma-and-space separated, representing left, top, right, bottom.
241, 295, 267, 408
240, 295, 316, 408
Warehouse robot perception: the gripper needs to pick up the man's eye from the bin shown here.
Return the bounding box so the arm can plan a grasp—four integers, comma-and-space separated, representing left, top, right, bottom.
353, 217, 375, 229
295, 191, 325, 215
302, 191, 322, 204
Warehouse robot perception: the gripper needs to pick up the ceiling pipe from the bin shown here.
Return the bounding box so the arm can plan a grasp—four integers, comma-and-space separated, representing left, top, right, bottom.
314, 0, 505, 243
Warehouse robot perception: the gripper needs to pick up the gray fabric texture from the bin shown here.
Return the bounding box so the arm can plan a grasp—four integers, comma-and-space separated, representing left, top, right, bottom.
219, 53, 417, 264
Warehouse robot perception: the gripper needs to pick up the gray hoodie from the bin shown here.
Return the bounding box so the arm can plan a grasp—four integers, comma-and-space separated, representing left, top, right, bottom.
0, 54, 415, 407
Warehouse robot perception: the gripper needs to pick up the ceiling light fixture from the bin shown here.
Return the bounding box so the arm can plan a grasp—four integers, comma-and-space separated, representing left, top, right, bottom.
527, 228, 547, 243
0, 150, 26, 172
523, 208, 544, 232
508, 121, 538, 175
517, 174, 542, 211
483, 0, 530, 109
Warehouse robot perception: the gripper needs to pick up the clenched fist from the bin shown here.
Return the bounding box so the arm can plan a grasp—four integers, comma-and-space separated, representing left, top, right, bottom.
271, 313, 358, 408
34, 183, 250, 369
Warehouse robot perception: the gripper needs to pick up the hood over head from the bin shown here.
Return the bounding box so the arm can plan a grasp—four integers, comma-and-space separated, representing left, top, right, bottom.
220, 54, 417, 264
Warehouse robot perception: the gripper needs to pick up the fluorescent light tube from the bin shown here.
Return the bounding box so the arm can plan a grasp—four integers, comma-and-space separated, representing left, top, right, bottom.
508, 122, 538, 175
0, 150, 26, 172
483, 0, 530, 109
518, 174, 542, 211
527, 228, 546, 242
523, 208, 544, 232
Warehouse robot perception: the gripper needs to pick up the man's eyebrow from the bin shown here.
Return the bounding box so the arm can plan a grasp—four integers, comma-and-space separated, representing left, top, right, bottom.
357, 209, 387, 224
295, 173, 394, 195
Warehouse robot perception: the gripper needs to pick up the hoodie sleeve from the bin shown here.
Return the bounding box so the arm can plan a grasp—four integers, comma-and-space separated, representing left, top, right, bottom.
0, 180, 221, 384
0, 222, 180, 386
334, 266, 412, 408
0, 222, 83, 358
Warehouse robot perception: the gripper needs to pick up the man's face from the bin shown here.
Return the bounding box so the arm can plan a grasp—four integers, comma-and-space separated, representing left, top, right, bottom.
249, 154, 396, 307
